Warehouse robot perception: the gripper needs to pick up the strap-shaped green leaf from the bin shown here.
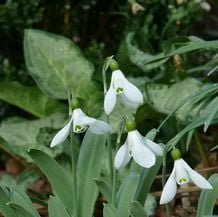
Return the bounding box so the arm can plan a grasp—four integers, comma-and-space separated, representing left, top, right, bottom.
103, 203, 119, 217
11, 187, 40, 217
0, 185, 17, 217
196, 174, 218, 217
8, 202, 36, 217
129, 201, 148, 217
48, 196, 71, 217
134, 157, 162, 205
28, 149, 74, 214
116, 172, 140, 217
77, 130, 107, 217
95, 177, 112, 203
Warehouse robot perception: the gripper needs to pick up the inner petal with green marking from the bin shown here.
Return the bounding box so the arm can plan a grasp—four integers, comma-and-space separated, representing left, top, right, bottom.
178, 178, 188, 184
116, 87, 123, 93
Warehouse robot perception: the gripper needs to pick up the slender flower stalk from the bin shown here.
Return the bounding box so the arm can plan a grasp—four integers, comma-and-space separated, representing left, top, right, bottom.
160, 148, 213, 204
104, 60, 143, 115
50, 108, 111, 147
114, 119, 163, 169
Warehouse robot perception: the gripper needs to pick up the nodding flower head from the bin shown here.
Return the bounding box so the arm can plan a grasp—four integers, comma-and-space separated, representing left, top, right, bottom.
50, 108, 111, 148
104, 69, 143, 115
160, 149, 213, 204
114, 120, 163, 169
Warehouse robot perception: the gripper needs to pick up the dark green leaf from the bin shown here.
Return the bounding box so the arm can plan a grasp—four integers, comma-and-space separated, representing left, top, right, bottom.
145, 78, 203, 121
0, 112, 66, 161
0, 81, 64, 118
24, 29, 95, 99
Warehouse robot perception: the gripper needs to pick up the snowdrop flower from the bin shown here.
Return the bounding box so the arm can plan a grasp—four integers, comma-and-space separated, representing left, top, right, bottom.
114, 119, 163, 169
194, 0, 211, 11
104, 60, 143, 115
160, 148, 212, 204
50, 108, 111, 148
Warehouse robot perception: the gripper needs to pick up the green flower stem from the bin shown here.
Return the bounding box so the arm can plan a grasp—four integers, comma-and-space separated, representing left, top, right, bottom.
112, 158, 118, 205
194, 131, 209, 168
162, 148, 171, 217
106, 116, 114, 187
70, 130, 78, 217
102, 59, 114, 189
112, 117, 126, 205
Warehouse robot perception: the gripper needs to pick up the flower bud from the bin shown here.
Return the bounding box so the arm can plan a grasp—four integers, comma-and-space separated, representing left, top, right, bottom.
109, 59, 119, 71
126, 118, 136, 131
70, 98, 80, 109
171, 148, 182, 160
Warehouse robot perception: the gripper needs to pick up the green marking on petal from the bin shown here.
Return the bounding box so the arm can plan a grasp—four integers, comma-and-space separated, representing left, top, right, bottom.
75, 125, 87, 133
116, 87, 123, 93
178, 178, 188, 184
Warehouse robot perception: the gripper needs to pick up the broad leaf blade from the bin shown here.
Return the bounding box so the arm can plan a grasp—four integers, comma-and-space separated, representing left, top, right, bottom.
145, 78, 203, 121
77, 130, 107, 217
24, 29, 94, 99
0, 81, 64, 118
28, 149, 74, 214
0, 113, 66, 161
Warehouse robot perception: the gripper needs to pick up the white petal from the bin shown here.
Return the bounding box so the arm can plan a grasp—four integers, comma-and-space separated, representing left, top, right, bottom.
174, 159, 189, 185
72, 109, 88, 133
160, 168, 177, 204
121, 94, 139, 108
123, 79, 143, 105
144, 137, 163, 156
114, 142, 131, 169
111, 70, 125, 93
89, 120, 112, 134
50, 116, 73, 148
129, 131, 155, 168
104, 85, 117, 115
201, 2, 211, 11
182, 159, 213, 189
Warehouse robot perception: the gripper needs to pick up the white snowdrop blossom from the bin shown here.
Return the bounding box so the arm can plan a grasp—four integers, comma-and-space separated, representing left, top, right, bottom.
104, 70, 143, 115
160, 158, 213, 204
114, 130, 163, 169
194, 0, 211, 11
50, 108, 111, 148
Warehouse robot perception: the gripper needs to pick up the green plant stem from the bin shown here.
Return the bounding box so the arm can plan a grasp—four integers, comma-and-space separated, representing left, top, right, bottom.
194, 131, 209, 168
111, 138, 120, 205
70, 131, 78, 217
112, 165, 118, 205
162, 148, 171, 217
106, 116, 114, 187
